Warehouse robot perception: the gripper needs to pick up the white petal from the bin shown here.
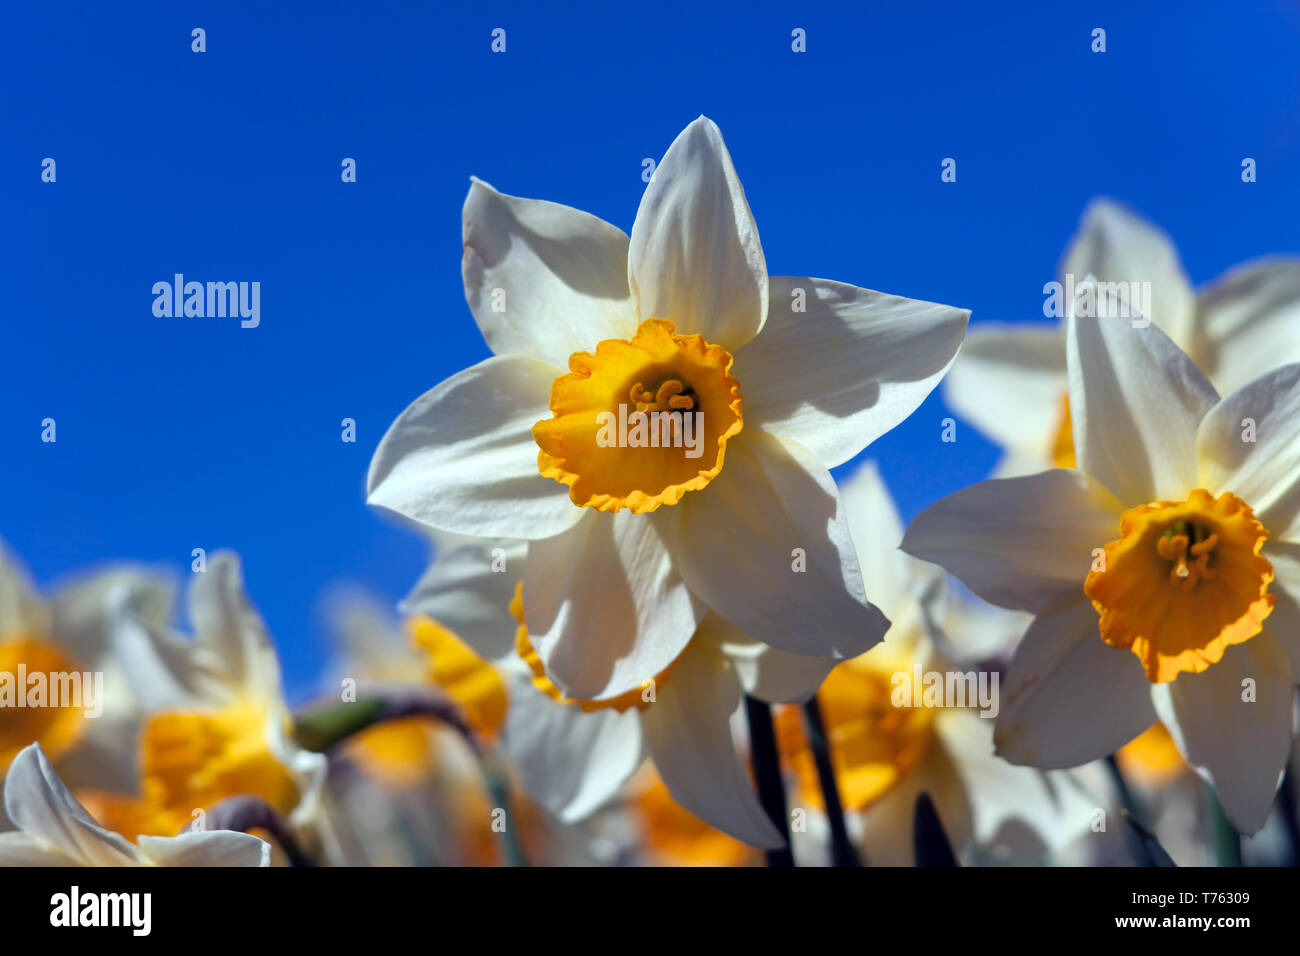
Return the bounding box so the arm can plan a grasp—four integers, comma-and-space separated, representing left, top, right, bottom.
1061, 198, 1196, 345
367, 354, 584, 540
1194, 259, 1300, 393
1067, 280, 1218, 504
523, 510, 701, 701
1263, 540, 1300, 675
108, 603, 222, 713
941, 322, 1067, 474
855, 738, 971, 865
1197, 364, 1300, 538
839, 459, 945, 632
461, 178, 637, 365
640, 639, 784, 848
0, 831, 77, 866
700, 612, 837, 704
738, 277, 968, 467
628, 116, 767, 351
995, 599, 1156, 768
1153, 634, 1293, 834
190, 552, 283, 706
139, 831, 271, 867
677, 431, 887, 659
934, 712, 1100, 855
2, 744, 147, 867
266, 717, 329, 831
50, 565, 176, 669
902, 469, 1123, 614
402, 536, 527, 662
502, 670, 644, 822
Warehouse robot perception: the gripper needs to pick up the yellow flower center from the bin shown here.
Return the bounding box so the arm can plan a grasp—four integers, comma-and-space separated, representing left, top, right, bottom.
533, 318, 743, 513
1085, 489, 1274, 683
137, 701, 301, 834
410, 617, 508, 739
509, 582, 676, 711
776, 658, 937, 812
0, 637, 87, 774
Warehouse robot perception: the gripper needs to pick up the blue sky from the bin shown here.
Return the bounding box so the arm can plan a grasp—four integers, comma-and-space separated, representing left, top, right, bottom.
4, 0, 1298, 699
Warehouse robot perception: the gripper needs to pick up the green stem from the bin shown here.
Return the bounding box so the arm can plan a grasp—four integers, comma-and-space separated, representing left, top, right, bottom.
480, 746, 528, 867
293, 683, 478, 755
1104, 754, 1154, 866
744, 696, 794, 866
1208, 787, 1242, 866
802, 696, 861, 866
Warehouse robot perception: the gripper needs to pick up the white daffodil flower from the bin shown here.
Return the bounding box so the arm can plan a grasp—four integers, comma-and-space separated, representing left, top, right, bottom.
904, 280, 1300, 833
400, 533, 844, 847
776, 463, 1098, 865
945, 199, 1300, 476
0, 540, 175, 798
367, 117, 968, 824
102, 552, 328, 843
0, 744, 268, 866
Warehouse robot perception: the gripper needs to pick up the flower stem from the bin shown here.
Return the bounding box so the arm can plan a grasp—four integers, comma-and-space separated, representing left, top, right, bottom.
744, 696, 794, 866
1208, 786, 1242, 866
1104, 754, 1154, 866
187, 795, 315, 866
802, 696, 861, 866
1279, 760, 1300, 866
293, 682, 479, 755
480, 746, 528, 867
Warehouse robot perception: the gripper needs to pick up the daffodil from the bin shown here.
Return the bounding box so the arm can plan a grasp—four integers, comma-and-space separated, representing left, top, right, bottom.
92, 552, 328, 847
0, 540, 173, 796
904, 281, 1300, 833
946, 199, 1300, 476
314, 587, 515, 865
0, 744, 268, 866
367, 118, 969, 836
400, 534, 842, 847
775, 463, 1097, 864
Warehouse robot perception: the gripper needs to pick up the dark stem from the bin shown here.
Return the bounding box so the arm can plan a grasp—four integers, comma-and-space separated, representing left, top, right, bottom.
1104, 754, 1155, 866
184, 795, 315, 867
802, 696, 861, 866
744, 696, 794, 866
1208, 786, 1243, 867
1278, 760, 1300, 867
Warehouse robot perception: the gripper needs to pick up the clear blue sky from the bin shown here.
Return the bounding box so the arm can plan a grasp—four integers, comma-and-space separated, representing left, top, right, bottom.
4, 1, 1298, 699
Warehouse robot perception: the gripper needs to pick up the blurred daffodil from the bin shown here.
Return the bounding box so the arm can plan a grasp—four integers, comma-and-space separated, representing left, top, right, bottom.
84, 553, 327, 850
0, 540, 174, 796
777, 463, 1097, 864
946, 199, 1300, 476
403, 535, 835, 848
0, 744, 268, 866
